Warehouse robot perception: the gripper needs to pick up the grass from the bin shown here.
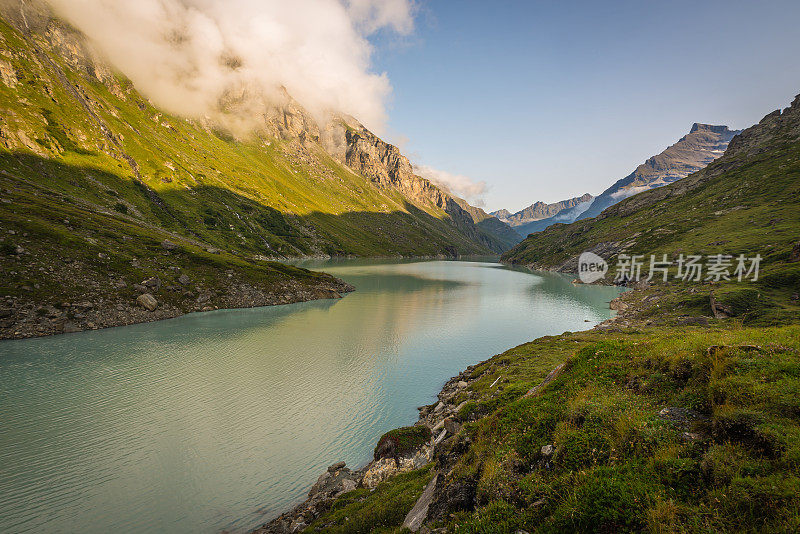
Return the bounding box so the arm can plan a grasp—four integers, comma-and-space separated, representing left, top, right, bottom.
0, 16, 498, 260
298, 95, 800, 532
0, 14, 505, 330
304, 316, 800, 533
374, 426, 432, 460
302, 467, 434, 534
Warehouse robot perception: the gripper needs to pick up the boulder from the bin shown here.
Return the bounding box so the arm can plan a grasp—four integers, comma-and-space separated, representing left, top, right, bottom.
177, 274, 190, 285
443, 417, 460, 436
541, 444, 555, 457
710, 292, 733, 319
327, 461, 346, 473
137, 293, 158, 311
402, 472, 439, 532
141, 276, 161, 291
791, 242, 800, 262
62, 322, 81, 333
161, 239, 178, 250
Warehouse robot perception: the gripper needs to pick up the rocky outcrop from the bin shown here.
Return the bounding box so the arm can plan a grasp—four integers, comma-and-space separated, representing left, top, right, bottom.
253, 366, 482, 534
327, 119, 512, 253
576, 123, 741, 221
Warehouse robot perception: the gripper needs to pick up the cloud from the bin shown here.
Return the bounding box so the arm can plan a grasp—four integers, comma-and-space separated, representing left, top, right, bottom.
46, 0, 415, 132
609, 185, 651, 201
414, 164, 488, 205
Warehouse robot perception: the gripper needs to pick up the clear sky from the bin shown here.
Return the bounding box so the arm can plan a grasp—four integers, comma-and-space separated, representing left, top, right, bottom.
369, 0, 800, 213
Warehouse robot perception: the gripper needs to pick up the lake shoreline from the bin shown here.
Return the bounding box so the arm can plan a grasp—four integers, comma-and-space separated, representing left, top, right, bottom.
0, 255, 499, 342
251, 284, 631, 533
0, 276, 354, 341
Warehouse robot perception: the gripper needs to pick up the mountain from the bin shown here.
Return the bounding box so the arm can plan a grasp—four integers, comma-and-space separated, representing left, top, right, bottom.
575, 123, 741, 222
0, 0, 509, 338
503, 95, 800, 283
492, 193, 593, 227
282, 94, 800, 534
453, 198, 523, 249
513, 194, 596, 236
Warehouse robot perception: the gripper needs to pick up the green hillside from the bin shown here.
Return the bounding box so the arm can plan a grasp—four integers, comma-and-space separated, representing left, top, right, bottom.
281, 97, 800, 533
0, 6, 511, 338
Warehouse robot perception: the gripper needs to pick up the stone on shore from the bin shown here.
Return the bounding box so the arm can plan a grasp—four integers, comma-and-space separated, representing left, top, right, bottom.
137, 293, 158, 311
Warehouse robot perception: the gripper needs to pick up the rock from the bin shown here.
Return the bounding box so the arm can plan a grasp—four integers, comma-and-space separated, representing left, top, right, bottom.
791, 242, 800, 262
433, 402, 444, 413
136, 293, 158, 311
457, 380, 468, 389
363, 444, 434, 488
710, 292, 733, 319
609, 297, 628, 311
206, 247, 220, 254
141, 276, 161, 291
443, 417, 460, 436
525, 363, 567, 398
133, 284, 147, 293
62, 322, 81, 333
289, 520, 307, 533
402, 472, 439, 532
327, 461, 346, 473
201, 306, 214, 312
541, 444, 555, 456
161, 239, 178, 250
337, 478, 357, 495
177, 274, 190, 285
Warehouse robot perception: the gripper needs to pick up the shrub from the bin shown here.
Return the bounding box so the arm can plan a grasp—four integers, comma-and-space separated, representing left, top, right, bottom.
374, 425, 431, 461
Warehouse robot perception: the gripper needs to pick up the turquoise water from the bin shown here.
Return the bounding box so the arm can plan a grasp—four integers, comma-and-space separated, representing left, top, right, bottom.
0, 260, 620, 533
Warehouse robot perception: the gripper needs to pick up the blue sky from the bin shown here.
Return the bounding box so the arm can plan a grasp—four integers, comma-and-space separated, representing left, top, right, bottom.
369, 0, 800, 212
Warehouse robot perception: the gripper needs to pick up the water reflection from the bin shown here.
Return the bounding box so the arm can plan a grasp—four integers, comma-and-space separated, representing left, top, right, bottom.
0, 260, 620, 533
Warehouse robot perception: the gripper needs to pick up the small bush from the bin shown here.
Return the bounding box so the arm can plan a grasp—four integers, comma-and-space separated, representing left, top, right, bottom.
374, 425, 431, 460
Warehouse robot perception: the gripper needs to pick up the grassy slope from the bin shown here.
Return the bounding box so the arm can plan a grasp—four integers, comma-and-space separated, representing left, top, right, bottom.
0, 16, 495, 260
297, 101, 800, 532
501, 114, 800, 278
0, 14, 503, 337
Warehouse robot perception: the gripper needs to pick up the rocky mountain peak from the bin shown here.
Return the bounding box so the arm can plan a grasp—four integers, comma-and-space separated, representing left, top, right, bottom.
689, 123, 733, 134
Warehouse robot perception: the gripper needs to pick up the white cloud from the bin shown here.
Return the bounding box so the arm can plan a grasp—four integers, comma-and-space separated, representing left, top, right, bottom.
414, 164, 488, 205
47, 0, 415, 132
609, 185, 651, 201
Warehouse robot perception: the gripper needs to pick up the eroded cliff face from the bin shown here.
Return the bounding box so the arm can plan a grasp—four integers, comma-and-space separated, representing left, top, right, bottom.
330, 120, 513, 253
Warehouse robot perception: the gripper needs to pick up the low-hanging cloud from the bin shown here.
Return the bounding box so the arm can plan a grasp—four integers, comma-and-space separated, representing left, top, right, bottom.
46, 0, 415, 132
414, 164, 488, 206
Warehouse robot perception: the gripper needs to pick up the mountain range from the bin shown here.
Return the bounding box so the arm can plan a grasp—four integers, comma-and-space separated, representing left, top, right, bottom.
294, 92, 800, 534
495, 122, 741, 237
491, 193, 593, 227
0, 0, 516, 338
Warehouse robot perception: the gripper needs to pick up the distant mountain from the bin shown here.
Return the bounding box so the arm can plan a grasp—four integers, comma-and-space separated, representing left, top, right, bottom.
575, 123, 741, 221
453, 199, 523, 249
502, 94, 800, 280
492, 194, 593, 227
514, 196, 596, 236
